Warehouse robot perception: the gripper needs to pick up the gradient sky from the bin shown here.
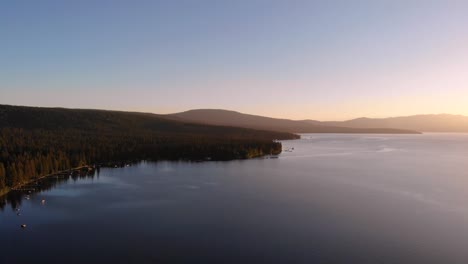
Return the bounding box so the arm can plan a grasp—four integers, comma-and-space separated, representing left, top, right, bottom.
1, 0, 467, 120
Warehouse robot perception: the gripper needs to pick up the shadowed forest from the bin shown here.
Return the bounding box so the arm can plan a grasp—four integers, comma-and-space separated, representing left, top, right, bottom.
0, 105, 298, 193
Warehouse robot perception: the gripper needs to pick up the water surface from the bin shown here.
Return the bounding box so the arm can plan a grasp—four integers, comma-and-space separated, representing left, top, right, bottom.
2, 133, 468, 263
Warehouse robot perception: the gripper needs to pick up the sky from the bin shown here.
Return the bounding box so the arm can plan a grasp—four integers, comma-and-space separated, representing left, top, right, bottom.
1, 0, 467, 121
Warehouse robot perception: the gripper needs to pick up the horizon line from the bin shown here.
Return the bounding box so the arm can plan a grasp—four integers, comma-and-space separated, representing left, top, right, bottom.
1, 103, 466, 122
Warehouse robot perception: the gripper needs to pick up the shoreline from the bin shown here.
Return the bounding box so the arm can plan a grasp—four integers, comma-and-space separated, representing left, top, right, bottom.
1, 165, 92, 198
0, 152, 280, 198
0, 187, 10, 197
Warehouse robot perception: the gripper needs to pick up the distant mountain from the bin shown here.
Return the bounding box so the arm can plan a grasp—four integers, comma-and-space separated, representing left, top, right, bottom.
324, 114, 468, 132
0, 105, 297, 140
167, 109, 420, 134
0, 105, 300, 193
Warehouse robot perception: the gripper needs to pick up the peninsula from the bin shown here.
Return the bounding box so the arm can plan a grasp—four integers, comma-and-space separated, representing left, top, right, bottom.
0, 105, 297, 195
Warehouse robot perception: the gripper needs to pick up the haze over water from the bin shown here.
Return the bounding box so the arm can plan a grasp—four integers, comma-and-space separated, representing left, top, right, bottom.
2, 133, 468, 263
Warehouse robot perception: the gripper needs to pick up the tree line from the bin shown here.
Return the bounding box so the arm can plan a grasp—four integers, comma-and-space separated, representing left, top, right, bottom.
0, 105, 299, 191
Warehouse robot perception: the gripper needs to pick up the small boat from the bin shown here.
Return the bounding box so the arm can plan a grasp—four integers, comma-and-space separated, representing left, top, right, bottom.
41, 199, 46, 204
21, 224, 27, 228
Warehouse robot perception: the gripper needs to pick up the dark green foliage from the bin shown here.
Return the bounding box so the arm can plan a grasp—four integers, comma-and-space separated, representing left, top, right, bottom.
0, 105, 298, 189
0, 162, 5, 189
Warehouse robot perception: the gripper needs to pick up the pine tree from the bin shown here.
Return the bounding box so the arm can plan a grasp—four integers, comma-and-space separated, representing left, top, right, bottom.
0, 162, 5, 189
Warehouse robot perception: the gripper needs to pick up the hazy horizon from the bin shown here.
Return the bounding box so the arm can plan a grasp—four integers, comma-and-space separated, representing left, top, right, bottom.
3, 102, 468, 123
4, 2, 468, 263
2, 1, 467, 120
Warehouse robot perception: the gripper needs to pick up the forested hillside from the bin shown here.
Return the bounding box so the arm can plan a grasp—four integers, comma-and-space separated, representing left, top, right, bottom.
167, 109, 421, 134
0, 105, 298, 192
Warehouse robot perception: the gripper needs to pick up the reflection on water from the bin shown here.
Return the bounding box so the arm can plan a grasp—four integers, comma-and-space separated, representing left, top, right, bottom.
2, 134, 468, 264
0, 168, 99, 211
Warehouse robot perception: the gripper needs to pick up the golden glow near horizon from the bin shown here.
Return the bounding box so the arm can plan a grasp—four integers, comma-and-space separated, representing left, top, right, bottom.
1, 1, 467, 121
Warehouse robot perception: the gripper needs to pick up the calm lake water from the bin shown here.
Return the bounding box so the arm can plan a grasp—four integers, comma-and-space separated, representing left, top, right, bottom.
2, 133, 468, 263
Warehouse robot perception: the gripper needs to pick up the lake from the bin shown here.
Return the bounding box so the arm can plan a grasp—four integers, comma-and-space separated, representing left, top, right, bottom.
2, 133, 468, 263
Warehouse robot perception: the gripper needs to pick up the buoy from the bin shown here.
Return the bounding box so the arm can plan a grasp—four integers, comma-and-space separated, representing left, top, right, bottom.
41, 199, 46, 204
21, 224, 27, 228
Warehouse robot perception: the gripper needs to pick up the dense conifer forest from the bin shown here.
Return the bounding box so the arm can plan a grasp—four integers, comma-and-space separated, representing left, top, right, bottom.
0, 105, 298, 193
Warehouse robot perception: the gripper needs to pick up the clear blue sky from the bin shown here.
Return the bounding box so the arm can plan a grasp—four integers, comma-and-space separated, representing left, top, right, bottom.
1, 0, 467, 120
